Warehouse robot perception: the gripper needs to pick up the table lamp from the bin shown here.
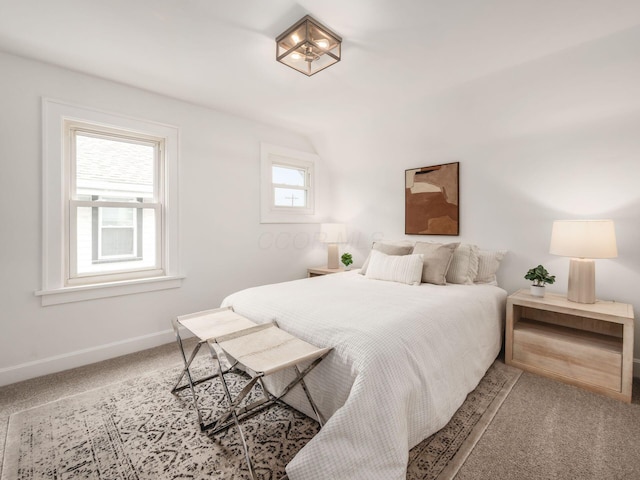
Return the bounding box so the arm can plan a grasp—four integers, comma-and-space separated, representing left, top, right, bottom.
549, 219, 618, 303
320, 223, 347, 269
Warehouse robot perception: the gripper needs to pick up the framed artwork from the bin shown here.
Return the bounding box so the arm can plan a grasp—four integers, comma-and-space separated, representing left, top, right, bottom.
405, 162, 459, 235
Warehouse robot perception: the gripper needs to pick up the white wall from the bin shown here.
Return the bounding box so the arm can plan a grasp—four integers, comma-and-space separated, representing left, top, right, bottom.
2, 25, 639, 385
0, 52, 330, 385
311, 27, 640, 363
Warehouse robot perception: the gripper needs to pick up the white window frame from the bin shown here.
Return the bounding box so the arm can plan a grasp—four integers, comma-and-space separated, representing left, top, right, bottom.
66, 122, 163, 284
260, 143, 320, 223
37, 99, 182, 306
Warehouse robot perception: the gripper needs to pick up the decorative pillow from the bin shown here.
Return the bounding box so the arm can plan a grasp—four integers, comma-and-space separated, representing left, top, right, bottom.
411, 242, 459, 285
359, 241, 414, 275
364, 250, 424, 286
446, 243, 479, 285
474, 250, 507, 286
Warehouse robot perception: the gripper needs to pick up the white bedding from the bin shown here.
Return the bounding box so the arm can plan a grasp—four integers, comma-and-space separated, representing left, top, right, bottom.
221, 271, 506, 480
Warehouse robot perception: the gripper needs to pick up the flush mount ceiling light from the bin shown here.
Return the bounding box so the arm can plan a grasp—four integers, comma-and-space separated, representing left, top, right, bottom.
276, 15, 342, 76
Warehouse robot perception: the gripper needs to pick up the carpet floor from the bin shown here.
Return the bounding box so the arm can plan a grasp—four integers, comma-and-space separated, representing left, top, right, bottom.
454, 372, 640, 480
0, 345, 519, 480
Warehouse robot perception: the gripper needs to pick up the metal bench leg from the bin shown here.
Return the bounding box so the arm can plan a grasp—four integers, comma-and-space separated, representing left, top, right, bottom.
295, 365, 326, 427
210, 344, 258, 480
171, 321, 233, 429
171, 320, 208, 427
171, 339, 203, 393
273, 352, 330, 424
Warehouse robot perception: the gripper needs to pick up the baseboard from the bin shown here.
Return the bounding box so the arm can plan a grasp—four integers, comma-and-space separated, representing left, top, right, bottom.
0, 329, 179, 387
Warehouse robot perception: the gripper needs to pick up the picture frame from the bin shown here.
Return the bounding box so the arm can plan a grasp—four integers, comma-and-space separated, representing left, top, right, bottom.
405, 162, 459, 235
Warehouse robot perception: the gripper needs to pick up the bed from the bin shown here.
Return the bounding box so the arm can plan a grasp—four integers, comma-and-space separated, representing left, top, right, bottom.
221, 269, 506, 480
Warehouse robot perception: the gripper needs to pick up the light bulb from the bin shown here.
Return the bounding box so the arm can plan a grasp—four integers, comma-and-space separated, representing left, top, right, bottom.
316, 39, 329, 49
292, 33, 300, 44
291, 52, 302, 61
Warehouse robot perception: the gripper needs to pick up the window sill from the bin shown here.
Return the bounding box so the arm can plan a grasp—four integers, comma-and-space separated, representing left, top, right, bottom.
35, 275, 185, 306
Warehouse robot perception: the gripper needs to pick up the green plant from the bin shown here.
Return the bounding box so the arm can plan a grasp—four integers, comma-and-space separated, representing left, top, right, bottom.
524, 264, 556, 286
341, 252, 353, 268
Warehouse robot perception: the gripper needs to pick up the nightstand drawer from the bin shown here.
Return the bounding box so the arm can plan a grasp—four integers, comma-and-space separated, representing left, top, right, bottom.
513, 319, 622, 392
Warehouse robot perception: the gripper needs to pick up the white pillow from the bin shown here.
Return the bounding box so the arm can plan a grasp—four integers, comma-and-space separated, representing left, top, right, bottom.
474, 250, 507, 285
446, 243, 479, 285
365, 250, 424, 286
359, 241, 414, 275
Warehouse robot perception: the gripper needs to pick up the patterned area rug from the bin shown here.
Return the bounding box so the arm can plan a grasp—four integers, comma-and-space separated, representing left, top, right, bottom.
407, 360, 521, 480
1, 357, 520, 480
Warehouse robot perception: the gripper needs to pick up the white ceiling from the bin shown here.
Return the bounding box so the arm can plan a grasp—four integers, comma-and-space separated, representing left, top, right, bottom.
1, 0, 640, 134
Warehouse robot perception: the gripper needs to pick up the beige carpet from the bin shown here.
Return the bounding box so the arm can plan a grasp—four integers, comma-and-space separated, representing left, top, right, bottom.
0, 350, 519, 480
454, 372, 640, 480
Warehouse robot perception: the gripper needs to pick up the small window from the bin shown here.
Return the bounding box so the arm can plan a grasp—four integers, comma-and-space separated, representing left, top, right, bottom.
261, 143, 319, 223
272, 164, 309, 208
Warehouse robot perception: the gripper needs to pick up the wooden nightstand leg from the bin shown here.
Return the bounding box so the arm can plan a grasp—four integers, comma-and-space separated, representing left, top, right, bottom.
505, 303, 514, 364
621, 321, 634, 403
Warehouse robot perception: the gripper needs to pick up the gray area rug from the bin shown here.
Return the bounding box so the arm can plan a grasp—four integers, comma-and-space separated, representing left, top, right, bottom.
1, 358, 520, 480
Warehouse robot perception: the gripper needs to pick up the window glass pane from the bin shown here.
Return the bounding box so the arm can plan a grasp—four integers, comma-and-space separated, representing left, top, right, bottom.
101, 207, 134, 227
274, 187, 307, 207
102, 227, 134, 256
273, 165, 305, 187
75, 133, 155, 200
75, 206, 157, 275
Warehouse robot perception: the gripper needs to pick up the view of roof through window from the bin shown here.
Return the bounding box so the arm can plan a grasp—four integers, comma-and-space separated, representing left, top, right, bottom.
75, 133, 154, 200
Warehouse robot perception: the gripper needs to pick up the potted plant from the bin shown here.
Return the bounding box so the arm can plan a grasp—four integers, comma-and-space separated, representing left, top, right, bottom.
341, 252, 353, 271
524, 264, 555, 297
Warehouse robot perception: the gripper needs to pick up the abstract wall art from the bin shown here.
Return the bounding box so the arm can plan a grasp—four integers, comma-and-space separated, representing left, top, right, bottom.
405, 162, 459, 235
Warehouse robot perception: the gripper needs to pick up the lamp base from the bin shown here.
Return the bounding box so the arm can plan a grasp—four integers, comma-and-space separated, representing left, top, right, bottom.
327, 243, 339, 269
567, 258, 596, 304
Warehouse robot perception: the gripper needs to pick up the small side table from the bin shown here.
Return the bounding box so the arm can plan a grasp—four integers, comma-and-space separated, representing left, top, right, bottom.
505, 289, 634, 403
307, 266, 345, 277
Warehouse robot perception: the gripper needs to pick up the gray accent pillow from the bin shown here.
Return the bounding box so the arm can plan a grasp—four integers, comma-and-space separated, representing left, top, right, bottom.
474, 249, 507, 286
411, 242, 460, 285
446, 243, 480, 285
359, 242, 414, 275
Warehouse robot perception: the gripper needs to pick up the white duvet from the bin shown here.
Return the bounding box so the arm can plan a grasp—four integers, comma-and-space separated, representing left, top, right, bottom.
221, 271, 506, 480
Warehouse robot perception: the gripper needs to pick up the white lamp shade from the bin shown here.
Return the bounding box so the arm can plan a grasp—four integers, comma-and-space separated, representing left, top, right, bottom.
549, 220, 618, 259
320, 223, 347, 244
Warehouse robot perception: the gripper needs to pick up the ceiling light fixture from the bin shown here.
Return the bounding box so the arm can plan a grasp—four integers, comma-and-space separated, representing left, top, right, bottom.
276, 15, 342, 76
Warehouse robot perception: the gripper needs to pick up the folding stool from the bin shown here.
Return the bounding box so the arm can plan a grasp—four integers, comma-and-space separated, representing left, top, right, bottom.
207, 322, 332, 480
171, 306, 256, 430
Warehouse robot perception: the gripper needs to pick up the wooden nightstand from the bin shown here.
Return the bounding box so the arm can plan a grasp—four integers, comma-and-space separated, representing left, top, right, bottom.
505, 289, 634, 403
307, 266, 345, 277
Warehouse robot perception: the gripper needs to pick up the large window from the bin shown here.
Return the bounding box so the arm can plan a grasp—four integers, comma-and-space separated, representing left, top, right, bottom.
38, 99, 181, 305
68, 124, 162, 283
260, 143, 319, 223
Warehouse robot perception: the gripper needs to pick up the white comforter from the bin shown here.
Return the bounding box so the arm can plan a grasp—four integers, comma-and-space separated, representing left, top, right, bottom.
221, 271, 506, 480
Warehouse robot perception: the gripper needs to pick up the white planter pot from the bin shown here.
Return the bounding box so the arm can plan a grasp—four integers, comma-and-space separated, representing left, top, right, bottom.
530, 285, 545, 297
